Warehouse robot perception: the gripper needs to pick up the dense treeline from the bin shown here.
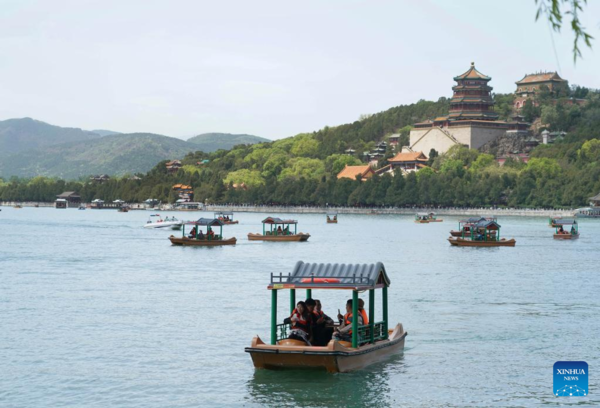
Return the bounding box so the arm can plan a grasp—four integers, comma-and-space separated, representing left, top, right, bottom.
2, 89, 600, 208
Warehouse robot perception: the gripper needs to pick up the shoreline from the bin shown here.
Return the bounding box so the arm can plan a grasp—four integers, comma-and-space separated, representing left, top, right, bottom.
0, 201, 576, 217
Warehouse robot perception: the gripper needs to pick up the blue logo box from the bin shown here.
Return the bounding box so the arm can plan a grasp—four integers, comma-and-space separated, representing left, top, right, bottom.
554, 361, 588, 397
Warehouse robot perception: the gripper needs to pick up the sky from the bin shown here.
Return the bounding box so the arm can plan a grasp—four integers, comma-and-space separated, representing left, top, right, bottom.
0, 0, 599, 141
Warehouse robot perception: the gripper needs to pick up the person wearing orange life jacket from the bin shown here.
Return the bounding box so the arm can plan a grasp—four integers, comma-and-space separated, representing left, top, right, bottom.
333, 299, 364, 342
358, 298, 369, 325
288, 301, 312, 345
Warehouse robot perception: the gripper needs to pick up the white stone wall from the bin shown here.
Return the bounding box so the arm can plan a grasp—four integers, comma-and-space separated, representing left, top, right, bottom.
410, 124, 508, 153
409, 128, 458, 154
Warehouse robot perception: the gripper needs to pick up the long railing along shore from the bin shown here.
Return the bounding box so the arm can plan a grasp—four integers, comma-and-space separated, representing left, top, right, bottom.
0, 201, 576, 217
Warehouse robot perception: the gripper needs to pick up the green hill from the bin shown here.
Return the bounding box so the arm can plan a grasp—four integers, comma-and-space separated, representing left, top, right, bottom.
0, 133, 198, 179
0, 117, 101, 155
187, 132, 269, 152
91, 129, 121, 137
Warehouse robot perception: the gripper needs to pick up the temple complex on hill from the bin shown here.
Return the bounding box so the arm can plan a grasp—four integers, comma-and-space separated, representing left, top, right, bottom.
408, 63, 528, 154
514, 72, 568, 110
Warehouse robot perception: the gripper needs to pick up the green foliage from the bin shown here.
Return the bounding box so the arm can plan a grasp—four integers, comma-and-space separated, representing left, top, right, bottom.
535, 0, 594, 62
223, 169, 265, 188
325, 154, 362, 175
187, 133, 268, 152
290, 135, 320, 157
578, 138, 600, 162
278, 158, 325, 181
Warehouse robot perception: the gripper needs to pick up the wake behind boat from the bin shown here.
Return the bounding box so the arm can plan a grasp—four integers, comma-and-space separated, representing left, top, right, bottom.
144, 214, 182, 230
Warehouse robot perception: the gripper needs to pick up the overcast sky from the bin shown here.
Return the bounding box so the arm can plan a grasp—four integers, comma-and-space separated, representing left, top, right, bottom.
1, 0, 599, 140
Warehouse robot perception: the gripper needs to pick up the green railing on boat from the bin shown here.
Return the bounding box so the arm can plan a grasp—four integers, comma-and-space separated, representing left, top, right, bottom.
275, 321, 387, 346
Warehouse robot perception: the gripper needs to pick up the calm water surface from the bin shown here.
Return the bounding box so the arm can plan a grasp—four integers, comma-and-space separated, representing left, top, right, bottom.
1, 207, 599, 407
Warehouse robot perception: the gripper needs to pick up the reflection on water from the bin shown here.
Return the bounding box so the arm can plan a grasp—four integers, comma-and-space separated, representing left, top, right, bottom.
246, 354, 405, 407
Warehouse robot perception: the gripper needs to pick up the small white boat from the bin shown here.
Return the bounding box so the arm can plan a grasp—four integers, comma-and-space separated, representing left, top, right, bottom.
144, 214, 183, 230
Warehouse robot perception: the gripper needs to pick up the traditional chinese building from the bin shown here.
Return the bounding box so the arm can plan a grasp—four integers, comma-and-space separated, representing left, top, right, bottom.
409, 63, 528, 154
337, 165, 375, 181
514, 72, 568, 110
166, 160, 182, 173
388, 151, 429, 173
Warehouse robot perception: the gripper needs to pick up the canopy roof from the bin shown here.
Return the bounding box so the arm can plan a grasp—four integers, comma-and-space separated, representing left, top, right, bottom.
269, 261, 391, 290
589, 192, 600, 201
460, 217, 486, 224
555, 219, 577, 225
215, 211, 234, 216
56, 191, 80, 198
474, 220, 501, 229
187, 218, 224, 226
262, 217, 297, 225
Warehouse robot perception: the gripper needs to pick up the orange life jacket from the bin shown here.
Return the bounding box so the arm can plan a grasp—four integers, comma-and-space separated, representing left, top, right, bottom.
344, 312, 354, 334
359, 309, 369, 325
291, 309, 310, 333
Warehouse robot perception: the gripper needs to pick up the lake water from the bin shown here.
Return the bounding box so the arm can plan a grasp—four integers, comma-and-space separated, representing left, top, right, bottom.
1, 207, 599, 407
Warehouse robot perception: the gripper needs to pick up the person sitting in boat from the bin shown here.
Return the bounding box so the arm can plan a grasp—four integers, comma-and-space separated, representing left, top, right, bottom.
558, 226, 565, 234
570, 226, 576, 234
188, 227, 197, 239
358, 298, 369, 325
333, 299, 363, 343
284, 226, 290, 235
311, 299, 334, 346
207, 228, 215, 240
289, 301, 312, 346
198, 230, 205, 240
277, 226, 283, 235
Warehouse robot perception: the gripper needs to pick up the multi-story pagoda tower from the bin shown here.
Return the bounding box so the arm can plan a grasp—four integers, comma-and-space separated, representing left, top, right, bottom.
407, 62, 529, 155
448, 62, 499, 121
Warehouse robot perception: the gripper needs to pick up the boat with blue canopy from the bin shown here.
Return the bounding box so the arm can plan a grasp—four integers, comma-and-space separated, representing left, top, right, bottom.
553, 219, 579, 240
448, 219, 516, 247
169, 218, 236, 246
214, 211, 239, 225
326, 212, 338, 224
245, 261, 407, 372
248, 217, 310, 241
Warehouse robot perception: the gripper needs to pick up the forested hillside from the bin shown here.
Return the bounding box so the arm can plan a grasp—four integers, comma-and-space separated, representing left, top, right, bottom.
2, 90, 600, 208
0, 118, 101, 155
187, 133, 269, 152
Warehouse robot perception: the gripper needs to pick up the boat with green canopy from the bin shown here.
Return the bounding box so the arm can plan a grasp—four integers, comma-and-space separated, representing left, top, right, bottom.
248, 217, 310, 241
448, 219, 516, 247
553, 219, 579, 240
326, 212, 338, 224
245, 261, 407, 372
427, 212, 443, 222
214, 211, 239, 225
169, 218, 236, 246
450, 216, 496, 237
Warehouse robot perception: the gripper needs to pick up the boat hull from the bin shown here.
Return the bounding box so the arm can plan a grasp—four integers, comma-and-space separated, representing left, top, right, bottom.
169, 236, 237, 246
245, 324, 406, 373
429, 219, 443, 222
414, 220, 429, 224
326, 220, 338, 224
553, 233, 579, 240
144, 222, 182, 230
247, 233, 310, 242
222, 220, 239, 225
448, 237, 516, 247
449, 230, 464, 237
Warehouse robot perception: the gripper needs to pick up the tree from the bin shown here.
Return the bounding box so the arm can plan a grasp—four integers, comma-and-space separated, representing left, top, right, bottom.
535, 0, 594, 62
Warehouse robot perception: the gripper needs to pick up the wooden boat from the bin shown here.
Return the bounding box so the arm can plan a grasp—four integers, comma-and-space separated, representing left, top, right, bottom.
169, 218, 236, 246
414, 213, 430, 223
553, 219, 579, 240
245, 261, 407, 373
448, 237, 516, 247
118, 206, 129, 213
214, 211, 239, 225
448, 219, 516, 247
248, 217, 310, 242
326, 212, 338, 224
13, 204, 23, 209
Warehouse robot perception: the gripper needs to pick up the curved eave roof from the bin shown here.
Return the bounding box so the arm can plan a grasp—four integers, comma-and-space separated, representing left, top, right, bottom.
262, 217, 298, 225
187, 218, 224, 226
454, 63, 491, 81
268, 261, 391, 290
